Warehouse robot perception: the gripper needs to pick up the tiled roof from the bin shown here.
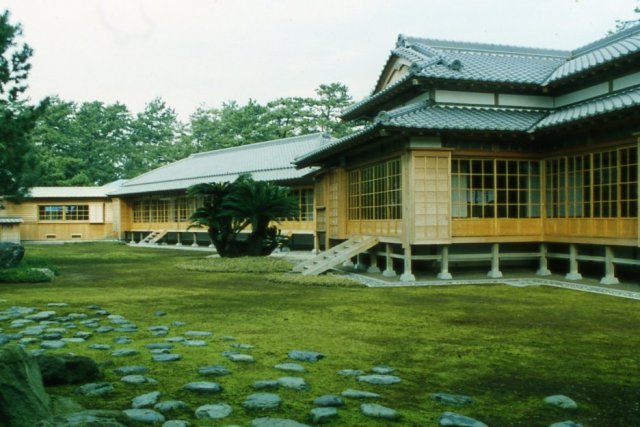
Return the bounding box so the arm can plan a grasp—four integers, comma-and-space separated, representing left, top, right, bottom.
110, 133, 333, 196
0, 217, 23, 224
534, 86, 640, 129
28, 180, 126, 199
376, 101, 546, 132
545, 25, 640, 84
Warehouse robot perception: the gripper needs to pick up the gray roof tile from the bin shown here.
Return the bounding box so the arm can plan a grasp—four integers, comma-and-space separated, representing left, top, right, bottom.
110, 133, 332, 196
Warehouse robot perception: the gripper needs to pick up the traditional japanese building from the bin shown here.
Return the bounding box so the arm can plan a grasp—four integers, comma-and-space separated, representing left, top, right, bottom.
294, 26, 640, 283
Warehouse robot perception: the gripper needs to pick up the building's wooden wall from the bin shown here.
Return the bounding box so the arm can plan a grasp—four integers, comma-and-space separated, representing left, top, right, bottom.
0, 224, 21, 243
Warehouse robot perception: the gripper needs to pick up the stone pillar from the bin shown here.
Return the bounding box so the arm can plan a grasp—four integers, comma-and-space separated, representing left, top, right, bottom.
536, 243, 551, 276
367, 250, 381, 274
487, 243, 503, 278
342, 257, 354, 268
354, 253, 367, 271
600, 245, 620, 285
565, 244, 582, 280
312, 233, 320, 255
437, 245, 453, 279
191, 233, 199, 247
129, 232, 135, 244
383, 243, 397, 277
400, 245, 416, 282
175, 232, 182, 246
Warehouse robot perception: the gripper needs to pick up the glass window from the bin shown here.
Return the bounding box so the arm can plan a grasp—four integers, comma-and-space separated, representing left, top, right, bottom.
348, 158, 402, 220
39, 205, 89, 221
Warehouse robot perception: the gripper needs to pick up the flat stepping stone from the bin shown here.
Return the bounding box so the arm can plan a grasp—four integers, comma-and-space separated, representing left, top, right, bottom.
288, 350, 324, 362
95, 326, 114, 333
274, 363, 306, 373
358, 374, 401, 385
243, 393, 282, 410
171, 321, 186, 326
371, 365, 394, 374
150, 348, 171, 355
431, 393, 474, 406
154, 400, 189, 413
195, 403, 233, 420
341, 389, 380, 399
253, 380, 280, 390
115, 365, 149, 375
41, 332, 63, 340
544, 395, 578, 409
112, 348, 139, 357
132, 391, 162, 408
184, 330, 212, 337
41, 340, 65, 349
310, 407, 338, 424
198, 365, 231, 376
114, 336, 132, 344
89, 344, 111, 350
182, 340, 207, 347
361, 403, 399, 420
146, 343, 173, 350
153, 353, 182, 362
165, 336, 185, 342
222, 335, 236, 341
154, 310, 167, 317
549, 422, 583, 427
148, 325, 170, 333
27, 311, 57, 320
121, 375, 157, 385
76, 382, 114, 397
229, 353, 255, 363
162, 420, 189, 427
438, 411, 488, 427
24, 327, 45, 335
61, 337, 85, 343
313, 395, 344, 407
250, 418, 309, 427
47, 303, 68, 307
19, 337, 38, 345
277, 376, 309, 391
337, 369, 363, 377
231, 343, 254, 349
115, 325, 138, 332
123, 408, 165, 424
183, 381, 222, 393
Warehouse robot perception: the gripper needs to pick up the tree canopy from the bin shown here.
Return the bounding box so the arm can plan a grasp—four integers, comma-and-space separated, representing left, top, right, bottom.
0, 10, 44, 201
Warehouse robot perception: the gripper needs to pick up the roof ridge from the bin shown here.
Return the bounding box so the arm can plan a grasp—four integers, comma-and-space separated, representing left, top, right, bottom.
374, 100, 430, 124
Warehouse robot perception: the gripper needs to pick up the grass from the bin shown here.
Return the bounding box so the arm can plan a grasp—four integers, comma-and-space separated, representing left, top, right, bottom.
1, 242, 639, 426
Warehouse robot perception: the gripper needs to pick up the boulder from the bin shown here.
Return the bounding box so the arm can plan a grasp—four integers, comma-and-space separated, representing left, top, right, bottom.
0, 346, 52, 426
0, 242, 25, 268
36, 353, 100, 386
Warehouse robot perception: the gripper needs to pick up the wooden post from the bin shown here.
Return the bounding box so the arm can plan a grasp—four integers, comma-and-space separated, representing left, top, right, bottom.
437, 245, 453, 279
565, 244, 582, 280
383, 243, 397, 277
536, 243, 551, 276
487, 243, 503, 278
191, 233, 199, 247
400, 245, 416, 282
175, 232, 182, 246
367, 249, 381, 273
600, 245, 620, 285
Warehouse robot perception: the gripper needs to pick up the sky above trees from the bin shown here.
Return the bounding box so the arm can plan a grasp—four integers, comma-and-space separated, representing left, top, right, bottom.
4, 0, 639, 119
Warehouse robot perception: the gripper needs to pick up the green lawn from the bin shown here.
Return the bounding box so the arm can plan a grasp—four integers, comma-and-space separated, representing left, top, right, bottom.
1, 242, 639, 426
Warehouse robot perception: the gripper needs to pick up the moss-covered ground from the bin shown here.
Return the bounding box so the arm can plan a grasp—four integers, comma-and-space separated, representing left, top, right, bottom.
1, 242, 639, 426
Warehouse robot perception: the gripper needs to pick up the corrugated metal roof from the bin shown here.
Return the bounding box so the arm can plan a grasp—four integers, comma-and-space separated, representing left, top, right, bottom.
110, 133, 332, 196
28, 180, 126, 199
534, 86, 640, 129
0, 217, 23, 224
377, 101, 547, 132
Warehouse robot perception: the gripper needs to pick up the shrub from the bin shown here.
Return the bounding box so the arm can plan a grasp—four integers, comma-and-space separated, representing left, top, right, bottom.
263, 272, 366, 288
177, 256, 294, 273
0, 267, 54, 283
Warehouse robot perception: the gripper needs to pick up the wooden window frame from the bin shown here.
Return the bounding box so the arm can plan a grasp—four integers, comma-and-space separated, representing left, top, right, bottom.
348, 158, 402, 220
38, 204, 90, 222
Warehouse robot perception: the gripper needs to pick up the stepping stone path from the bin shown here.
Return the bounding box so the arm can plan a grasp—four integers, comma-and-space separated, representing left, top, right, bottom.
41, 340, 65, 350
123, 408, 165, 424
95, 326, 114, 333
132, 391, 161, 408
165, 336, 185, 342
310, 407, 338, 423
115, 365, 148, 375
288, 350, 324, 362
198, 364, 231, 376
229, 353, 255, 363
184, 330, 212, 337
544, 395, 578, 409
153, 353, 182, 362
250, 418, 309, 427
121, 375, 157, 385
183, 381, 222, 393
431, 392, 474, 406
438, 411, 488, 427
371, 365, 394, 374
361, 403, 400, 420
146, 343, 173, 350
253, 380, 280, 390
89, 344, 111, 350
341, 389, 380, 399
243, 393, 282, 410
76, 382, 114, 397
313, 395, 344, 407
154, 400, 189, 413
112, 348, 139, 357
274, 363, 306, 373
114, 336, 132, 344
337, 369, 364, 377
27, 311, 57, 320
41, 332, 63, 340
278, 377, 309, 391
358, 374, 401, 385
182, 339, 206, 347
195, 403, 233, 420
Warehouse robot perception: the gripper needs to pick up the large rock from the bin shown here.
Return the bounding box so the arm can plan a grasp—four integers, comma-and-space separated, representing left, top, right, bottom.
36, 353, 100, 386
0, 346, 52, 426
0, 242, 25, 268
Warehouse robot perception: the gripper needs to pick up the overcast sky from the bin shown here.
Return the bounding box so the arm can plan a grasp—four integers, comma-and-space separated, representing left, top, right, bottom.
4, 0, 639, 119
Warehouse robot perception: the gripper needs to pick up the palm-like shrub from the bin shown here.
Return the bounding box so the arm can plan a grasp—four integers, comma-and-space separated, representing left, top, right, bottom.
187, 175, 298, 257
